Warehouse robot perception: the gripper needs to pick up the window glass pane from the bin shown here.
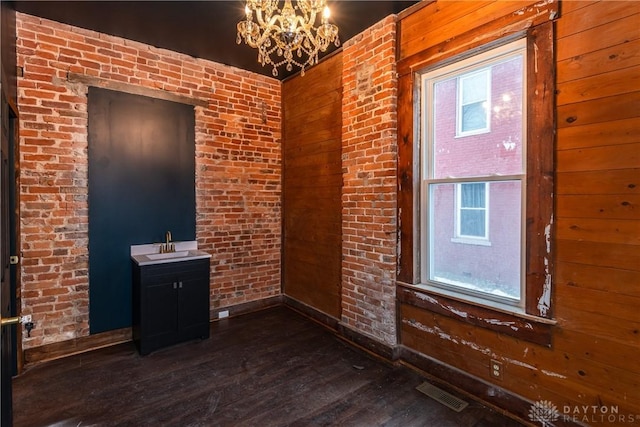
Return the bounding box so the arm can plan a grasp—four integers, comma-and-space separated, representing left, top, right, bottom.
430, 181, 522, 301
461, 103, 486, 132
461, 72, 487, 104
461, 183, 485, 207
432, 55, 524, 179
460, 209, 485, 237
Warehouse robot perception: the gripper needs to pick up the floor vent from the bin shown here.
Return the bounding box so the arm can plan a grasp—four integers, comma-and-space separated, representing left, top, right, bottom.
416, 382, 469, 412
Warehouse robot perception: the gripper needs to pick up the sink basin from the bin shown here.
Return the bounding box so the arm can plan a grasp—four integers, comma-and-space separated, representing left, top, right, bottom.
146, 251, 190, 260
131, 241, 211, 266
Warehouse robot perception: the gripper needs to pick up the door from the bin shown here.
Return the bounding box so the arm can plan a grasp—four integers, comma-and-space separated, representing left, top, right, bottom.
1, 94, 17, 426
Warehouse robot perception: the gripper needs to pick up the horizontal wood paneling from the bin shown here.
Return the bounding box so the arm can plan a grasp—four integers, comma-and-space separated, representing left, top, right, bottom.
557, 91, 640, 128
556, 217, 640, 245
556, 12, 640, 61
557, 39, 640, 84
556, 194, 640, 220
555, 1, 636, 39
282, 54, 342, 319
400, 303, 640, 414
555, 261, 640, 297
397, 0, 640, 419
556, 117, 640, 150
557, 65, 640, 105
398, 1, 550, 61
556, 238, 639, 271
556, 169, 639, 195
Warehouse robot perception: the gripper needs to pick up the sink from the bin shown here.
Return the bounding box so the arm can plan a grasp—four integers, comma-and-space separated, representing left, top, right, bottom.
146, 251, 190, 260
130, 241, 212, 266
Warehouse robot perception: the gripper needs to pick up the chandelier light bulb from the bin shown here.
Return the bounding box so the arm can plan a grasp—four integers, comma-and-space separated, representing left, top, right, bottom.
237, 0, 340, 77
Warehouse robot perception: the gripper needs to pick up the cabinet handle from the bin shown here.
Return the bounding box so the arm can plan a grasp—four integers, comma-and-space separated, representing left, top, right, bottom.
179, 281, 183, 289
173, 282, 177, 289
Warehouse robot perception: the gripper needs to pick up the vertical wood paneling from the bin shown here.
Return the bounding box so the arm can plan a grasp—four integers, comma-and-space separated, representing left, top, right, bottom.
282, 55, 342, 319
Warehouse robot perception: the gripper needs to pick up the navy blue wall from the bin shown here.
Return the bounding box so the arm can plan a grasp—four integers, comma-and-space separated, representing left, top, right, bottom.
88, 88, 196, 334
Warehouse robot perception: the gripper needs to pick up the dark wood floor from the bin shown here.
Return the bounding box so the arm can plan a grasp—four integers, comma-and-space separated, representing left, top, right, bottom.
13, 306, 524, 426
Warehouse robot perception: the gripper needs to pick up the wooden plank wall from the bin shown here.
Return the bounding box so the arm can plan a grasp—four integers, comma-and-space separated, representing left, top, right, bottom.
281, 54, 343, 319
397, 0, 640, 417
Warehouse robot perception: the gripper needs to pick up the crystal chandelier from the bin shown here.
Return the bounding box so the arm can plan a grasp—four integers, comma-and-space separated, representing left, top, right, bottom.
237, 0, 340, 77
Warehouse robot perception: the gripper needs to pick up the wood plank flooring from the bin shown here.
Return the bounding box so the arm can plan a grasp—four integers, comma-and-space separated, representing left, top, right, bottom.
13, 306, 524, 426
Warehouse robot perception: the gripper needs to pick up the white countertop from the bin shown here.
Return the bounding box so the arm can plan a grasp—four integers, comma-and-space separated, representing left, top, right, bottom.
131, 240, 211, 266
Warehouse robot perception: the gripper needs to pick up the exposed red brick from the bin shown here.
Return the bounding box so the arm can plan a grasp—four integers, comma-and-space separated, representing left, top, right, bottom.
341, 16, 398, 346
17, 12, 282, 350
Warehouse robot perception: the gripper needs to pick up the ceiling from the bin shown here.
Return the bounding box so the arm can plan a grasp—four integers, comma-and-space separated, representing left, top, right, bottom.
12, 1, 420, 80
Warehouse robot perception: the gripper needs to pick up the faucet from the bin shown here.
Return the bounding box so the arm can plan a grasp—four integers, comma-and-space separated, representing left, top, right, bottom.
160, 231, 175, 253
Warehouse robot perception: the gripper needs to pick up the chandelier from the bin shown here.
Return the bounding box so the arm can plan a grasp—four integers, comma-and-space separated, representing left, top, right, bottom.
237, 0, 340, 77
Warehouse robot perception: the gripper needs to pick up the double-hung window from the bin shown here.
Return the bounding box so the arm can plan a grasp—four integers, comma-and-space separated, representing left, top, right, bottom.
421, 38, 526, 307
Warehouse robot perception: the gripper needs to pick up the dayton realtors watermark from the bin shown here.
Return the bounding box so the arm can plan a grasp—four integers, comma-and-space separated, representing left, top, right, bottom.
528, 400, 640, 425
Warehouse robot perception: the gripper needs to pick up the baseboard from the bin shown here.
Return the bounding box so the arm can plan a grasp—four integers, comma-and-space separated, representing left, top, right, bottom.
211, 295, 284, 320
282, 295, 340, 330
283, 295, 399, 362
23, 327, 132, 367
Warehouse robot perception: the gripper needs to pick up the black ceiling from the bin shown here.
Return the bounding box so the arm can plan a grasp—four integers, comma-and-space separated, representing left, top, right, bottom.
12, 1, 420, 80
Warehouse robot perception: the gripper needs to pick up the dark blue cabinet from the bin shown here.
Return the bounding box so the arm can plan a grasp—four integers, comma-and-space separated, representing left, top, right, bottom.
132, 258, 210, 355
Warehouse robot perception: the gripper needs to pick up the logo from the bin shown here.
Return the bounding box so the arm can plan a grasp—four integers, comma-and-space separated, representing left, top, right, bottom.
528, 400, 560, 426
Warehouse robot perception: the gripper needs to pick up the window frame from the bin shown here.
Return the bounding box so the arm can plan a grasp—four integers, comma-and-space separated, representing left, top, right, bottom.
395, 22, 557, 346
421, 38, 526, 308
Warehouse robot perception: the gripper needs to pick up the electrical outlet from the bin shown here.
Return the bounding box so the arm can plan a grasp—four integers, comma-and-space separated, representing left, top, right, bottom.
21, 314, 32, 323
218, 310, 229, 319
491, 359, 503, 380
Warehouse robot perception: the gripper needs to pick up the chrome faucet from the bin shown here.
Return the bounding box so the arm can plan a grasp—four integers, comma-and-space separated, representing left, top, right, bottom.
160, 231, 175, 253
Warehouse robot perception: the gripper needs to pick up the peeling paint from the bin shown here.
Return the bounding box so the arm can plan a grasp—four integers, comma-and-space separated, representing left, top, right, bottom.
485, 319, 519, 331
541, 369, 567, 379
505, 358, 538, 371
413, 291, 439, 305
411, 290, 470, 319
450, 308, 469, 319
537, 215, 553, 317
404, 318, 496, 358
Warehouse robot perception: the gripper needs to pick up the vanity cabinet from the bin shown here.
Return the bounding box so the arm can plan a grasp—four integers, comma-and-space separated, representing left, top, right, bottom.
132, 258, 210, 355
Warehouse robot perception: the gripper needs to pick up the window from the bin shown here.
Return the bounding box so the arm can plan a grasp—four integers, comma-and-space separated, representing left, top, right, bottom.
458, 69, 490, 135
421, 39, 526, 308
457, 182, 488, 240
396, 19, 557, 344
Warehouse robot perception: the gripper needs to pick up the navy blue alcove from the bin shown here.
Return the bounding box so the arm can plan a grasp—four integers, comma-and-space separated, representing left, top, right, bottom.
88, 87, 196, 334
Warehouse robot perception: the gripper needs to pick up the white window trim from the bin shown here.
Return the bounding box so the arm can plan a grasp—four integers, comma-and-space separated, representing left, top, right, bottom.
456, 68, 491, 137
420, 38, 528, 310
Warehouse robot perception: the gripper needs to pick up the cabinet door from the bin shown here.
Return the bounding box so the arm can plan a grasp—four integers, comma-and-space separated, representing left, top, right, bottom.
177, 260, 210, 340
143, 277, 179, 352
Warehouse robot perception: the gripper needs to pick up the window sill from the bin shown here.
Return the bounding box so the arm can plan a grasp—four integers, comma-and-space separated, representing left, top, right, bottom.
397, 282, 556, 347
450, 237, 491, 246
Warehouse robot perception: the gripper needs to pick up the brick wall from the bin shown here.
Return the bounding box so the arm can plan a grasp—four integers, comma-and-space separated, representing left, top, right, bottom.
341, 16, 398, 346
16, 13, 282, 349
